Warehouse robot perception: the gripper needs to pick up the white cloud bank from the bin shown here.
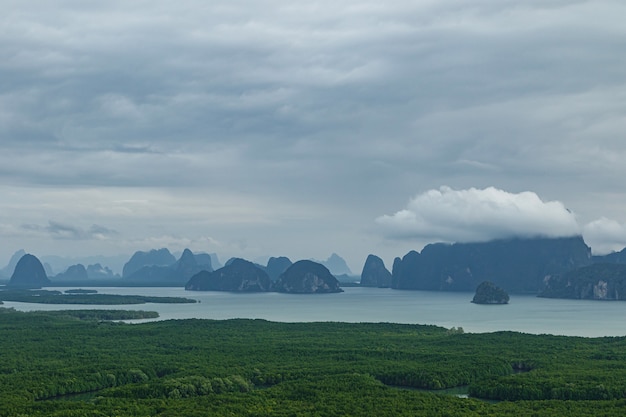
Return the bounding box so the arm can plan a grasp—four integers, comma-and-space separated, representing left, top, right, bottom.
583, 218, 626, 255
377, 186, 626, 254
377, 186, 582, 243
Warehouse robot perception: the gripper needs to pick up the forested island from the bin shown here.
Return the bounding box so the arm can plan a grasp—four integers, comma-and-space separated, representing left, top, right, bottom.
0, 289, 196, 305
1, 308, 626, 416
43, 309, 160, 320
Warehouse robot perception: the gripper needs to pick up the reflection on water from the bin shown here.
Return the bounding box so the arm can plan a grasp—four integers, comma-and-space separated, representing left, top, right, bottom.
4, 287, 626, 337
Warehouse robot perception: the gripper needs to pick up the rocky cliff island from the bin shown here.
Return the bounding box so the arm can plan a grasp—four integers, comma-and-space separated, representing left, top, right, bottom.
392, 236, 592, 293
185, 258, 271, 292
472, 281, 510, 304
274, 260, 343, 294
8, 254, 51, 289
360, 254, 392, 288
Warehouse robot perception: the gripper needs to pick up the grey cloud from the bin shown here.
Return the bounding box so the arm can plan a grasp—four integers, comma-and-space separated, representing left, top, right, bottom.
1, 1, 626, 267
113, 144, 161, 154
21, 221, 117, 240
5, 0, 621, 155
3, 3, 622, 162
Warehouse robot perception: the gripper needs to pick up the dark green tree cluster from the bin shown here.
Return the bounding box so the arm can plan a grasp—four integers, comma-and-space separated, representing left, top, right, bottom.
2, 308, 626, 416
0, 289, 196, 304
45, 310, 159, 321
64, 289, 99, 294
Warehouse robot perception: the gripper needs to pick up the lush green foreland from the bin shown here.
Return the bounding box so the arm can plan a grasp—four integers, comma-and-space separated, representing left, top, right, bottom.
43, 309, 160, 321
1, 308, 626, 416
64, 289, 99, 294
0, 289, 196, 305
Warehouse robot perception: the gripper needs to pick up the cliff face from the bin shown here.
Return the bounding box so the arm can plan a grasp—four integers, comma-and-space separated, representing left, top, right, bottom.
266, 257, 292, 281
321, 253, 352, 276
54, 264, 88, 281
192, 253, 215, 271
185, 258, 271, 292
8, 254, 51, 288
593, 248, 626, 264
540, 263, 626, 300
392, 236, 592, 293
125, 249, 213, 284
86, 264, 118, 280
275, 260, 343, 294
360, 254, 392, 288
122, 248, 177, 278
173, 249, 213, 280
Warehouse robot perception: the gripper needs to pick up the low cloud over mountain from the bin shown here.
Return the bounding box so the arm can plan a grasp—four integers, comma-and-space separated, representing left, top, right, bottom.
377, 187, 626, 254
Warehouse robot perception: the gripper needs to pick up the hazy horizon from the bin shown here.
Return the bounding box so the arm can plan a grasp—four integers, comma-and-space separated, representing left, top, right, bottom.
1, 232, 621, 278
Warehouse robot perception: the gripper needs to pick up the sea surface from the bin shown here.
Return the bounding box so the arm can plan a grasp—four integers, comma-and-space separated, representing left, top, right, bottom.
4, 286, 626, 337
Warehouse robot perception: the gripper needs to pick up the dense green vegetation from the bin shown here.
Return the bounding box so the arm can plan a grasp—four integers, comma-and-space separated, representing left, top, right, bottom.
43, 309, 160, 321
0, 289, 196, 304
64, 289, 99, 294
1, 308, 626, 415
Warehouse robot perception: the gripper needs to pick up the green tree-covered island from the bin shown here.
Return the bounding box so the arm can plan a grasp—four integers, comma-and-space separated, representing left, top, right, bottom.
2, 308, 626, 416
0, 289, 196, 305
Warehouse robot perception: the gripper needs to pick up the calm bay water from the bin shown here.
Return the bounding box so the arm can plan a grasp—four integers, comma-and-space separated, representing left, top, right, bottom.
4, 286, 626, 337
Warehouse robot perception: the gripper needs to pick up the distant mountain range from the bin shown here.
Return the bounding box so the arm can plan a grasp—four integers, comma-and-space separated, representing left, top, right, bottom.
5, 237, 626, 300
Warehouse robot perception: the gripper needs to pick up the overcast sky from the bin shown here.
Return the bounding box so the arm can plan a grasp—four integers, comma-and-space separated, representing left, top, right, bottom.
2, 0, 626, 273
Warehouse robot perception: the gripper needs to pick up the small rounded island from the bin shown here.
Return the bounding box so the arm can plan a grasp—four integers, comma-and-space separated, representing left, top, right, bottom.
472, 281, 510, 305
